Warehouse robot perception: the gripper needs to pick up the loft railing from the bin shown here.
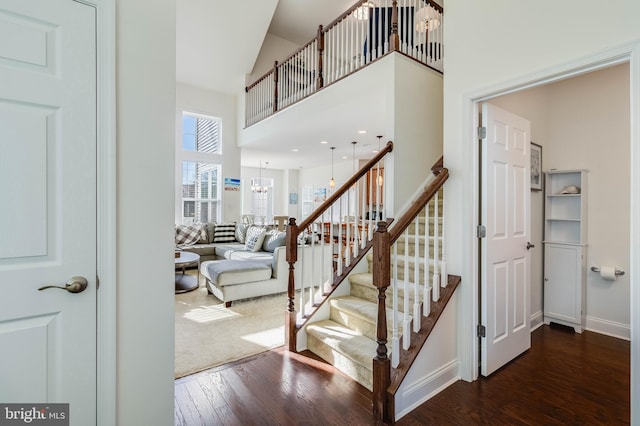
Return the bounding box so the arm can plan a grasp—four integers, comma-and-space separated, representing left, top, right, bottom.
245, 0, 443, 127
285, 141, 394, 351
371, 156, 450, 422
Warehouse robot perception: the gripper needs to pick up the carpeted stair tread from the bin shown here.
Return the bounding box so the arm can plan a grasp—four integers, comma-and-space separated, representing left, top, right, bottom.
349, 272, 427, 308
306, 319, 376, 390
331, 295, 411, 339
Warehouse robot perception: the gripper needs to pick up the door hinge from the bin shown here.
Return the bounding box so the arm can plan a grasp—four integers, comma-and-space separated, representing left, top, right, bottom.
96, 275, 100, 290
477, 225, 486, 238
478, 126, 487, 139
477, 324, 486, 338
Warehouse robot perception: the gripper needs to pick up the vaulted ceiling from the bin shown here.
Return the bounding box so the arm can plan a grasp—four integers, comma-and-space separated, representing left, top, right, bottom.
176, 0, 354, 94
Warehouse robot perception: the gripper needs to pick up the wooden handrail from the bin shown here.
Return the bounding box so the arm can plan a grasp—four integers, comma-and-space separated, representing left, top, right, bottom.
388, 165, 448, 244
297, 140, 393, 233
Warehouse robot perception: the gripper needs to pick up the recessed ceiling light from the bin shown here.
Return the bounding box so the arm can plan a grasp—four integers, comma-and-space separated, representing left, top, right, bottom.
358, 130, 367, 134
372, 150, 379, 154
291, 148, 299, 152
320, 140, 328, 144
341, 156, 348, 160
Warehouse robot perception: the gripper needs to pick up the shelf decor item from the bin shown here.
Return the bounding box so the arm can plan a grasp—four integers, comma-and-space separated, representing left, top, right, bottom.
530, 142, 542, 191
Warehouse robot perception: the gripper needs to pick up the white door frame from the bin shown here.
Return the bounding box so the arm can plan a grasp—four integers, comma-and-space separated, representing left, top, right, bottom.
457, 41, 639, 417
79, 0, 117, 425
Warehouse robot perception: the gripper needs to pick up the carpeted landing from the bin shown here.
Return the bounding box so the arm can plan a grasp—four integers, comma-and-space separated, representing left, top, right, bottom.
174, 271, 285, 379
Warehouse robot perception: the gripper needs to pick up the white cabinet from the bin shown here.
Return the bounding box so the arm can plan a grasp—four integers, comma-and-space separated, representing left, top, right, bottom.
543, 170, 587, 332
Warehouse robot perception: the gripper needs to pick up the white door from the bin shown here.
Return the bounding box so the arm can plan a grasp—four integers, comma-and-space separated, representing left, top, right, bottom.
480, 103, 531, 376
0, 0, 97, 423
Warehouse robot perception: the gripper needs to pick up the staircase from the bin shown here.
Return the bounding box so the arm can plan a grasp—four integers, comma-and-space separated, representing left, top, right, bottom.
285, 154, 460, 423
306, 198, 444, 391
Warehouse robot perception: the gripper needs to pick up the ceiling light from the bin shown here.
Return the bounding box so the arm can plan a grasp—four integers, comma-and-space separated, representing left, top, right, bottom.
291, 148, 299, 152
358, 130, 367, 134
320, 140, 328, 144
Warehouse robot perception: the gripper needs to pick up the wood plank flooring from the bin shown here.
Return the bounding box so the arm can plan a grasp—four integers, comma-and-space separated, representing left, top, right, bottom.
175, 324, 629, 425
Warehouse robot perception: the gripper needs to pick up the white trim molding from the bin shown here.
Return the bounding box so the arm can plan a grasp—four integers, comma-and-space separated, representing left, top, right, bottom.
78, 0, 117, 425
396, 360, 459, 421
530, 311, 544, 332
586, 316, 631, 341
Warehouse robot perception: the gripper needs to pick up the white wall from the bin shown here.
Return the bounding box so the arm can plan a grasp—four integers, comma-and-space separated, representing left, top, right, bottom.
442, 0, 640, 416
175, 83, 241, 222
544, 64, 630, 336
390, 55, 443, 213
116, 0, 175, 424
248, 33, 301, 85
490, 64, 631, 337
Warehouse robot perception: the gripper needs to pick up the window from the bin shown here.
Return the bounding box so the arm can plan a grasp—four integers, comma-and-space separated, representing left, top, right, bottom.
182, 114, 221, 154
179, 112, 222, 224
182, 161, 220, 224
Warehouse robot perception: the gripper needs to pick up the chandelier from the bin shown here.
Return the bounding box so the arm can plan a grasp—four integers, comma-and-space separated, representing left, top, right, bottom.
251, 161, 269, 193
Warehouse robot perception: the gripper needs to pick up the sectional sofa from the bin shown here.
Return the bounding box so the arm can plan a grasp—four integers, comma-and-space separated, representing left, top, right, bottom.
175, 222, 328, 306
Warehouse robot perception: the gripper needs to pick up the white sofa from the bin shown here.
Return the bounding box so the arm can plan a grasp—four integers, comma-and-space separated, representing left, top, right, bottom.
176, 222, 331, 307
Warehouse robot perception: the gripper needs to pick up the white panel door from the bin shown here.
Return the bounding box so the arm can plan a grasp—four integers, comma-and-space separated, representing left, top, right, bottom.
481, 103, 531, 376
0, 0, 97, 423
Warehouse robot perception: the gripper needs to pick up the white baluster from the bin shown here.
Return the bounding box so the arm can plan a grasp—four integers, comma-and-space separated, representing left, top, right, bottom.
423, 205, 431, 316
413, 215, 421, 333
432, 193, 440, 301
403, 228, 411, 350
440, 188, 447, 288
391, 243, 400, 368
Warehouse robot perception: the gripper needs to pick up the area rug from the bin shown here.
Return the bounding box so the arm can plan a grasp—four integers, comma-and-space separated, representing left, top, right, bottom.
174, 272, 286, 378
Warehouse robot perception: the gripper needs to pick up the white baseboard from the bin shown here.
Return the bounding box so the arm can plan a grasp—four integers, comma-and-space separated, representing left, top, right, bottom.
530, 310, 543, 331
585, 316, 630, 341
395, 360, 459, 421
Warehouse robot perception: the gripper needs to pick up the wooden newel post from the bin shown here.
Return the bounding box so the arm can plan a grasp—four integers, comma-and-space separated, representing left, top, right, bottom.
285, 217, 298, 351
389, 1, 400, 51
316, 25, 324, 89
273, 60, 279, 113
372, 221, 391, 422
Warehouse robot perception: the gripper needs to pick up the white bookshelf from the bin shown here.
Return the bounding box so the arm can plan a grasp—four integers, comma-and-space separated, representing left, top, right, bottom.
543, 170, 588, 332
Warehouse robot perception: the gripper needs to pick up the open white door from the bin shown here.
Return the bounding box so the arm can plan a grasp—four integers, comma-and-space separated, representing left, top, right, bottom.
480, 103, 531, 376
0, 0, 97, 423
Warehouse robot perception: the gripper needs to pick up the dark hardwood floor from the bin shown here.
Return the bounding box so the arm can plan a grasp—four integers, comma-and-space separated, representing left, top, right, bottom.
175, 325, 630, 425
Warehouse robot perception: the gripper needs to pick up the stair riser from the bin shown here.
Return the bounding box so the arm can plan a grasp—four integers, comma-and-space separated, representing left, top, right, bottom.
350, 280, 427, 308
307, 333, 373, 391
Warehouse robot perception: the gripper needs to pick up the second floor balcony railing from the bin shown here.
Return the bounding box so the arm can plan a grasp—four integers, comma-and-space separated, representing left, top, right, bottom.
245, 0, 443, 127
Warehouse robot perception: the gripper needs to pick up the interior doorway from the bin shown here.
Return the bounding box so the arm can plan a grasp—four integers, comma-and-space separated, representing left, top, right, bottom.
476, 62, 631, 372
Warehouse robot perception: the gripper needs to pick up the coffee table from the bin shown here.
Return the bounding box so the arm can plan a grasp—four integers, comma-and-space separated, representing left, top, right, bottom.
174, 251, 200, 293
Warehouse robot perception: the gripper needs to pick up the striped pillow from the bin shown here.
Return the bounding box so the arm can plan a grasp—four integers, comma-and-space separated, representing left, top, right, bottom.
213, 222, 237, 243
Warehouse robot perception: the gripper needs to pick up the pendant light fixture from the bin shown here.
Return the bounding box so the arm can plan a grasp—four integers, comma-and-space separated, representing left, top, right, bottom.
329, 146, 336, 189
352, 141, 357, 173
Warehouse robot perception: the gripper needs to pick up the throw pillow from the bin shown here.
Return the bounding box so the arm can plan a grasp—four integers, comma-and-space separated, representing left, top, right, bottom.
235, 223, 249, 244
205, 222, 216, 243
193, 223, 209, 243
213, 222, 236, 243
175, 224, 205, 246
262, 230, 286, 252
245, 226, 267, 252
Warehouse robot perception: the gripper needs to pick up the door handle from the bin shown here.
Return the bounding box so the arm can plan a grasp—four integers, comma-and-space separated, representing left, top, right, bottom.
526, 242, 535, 250
38, 276, 88, 293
